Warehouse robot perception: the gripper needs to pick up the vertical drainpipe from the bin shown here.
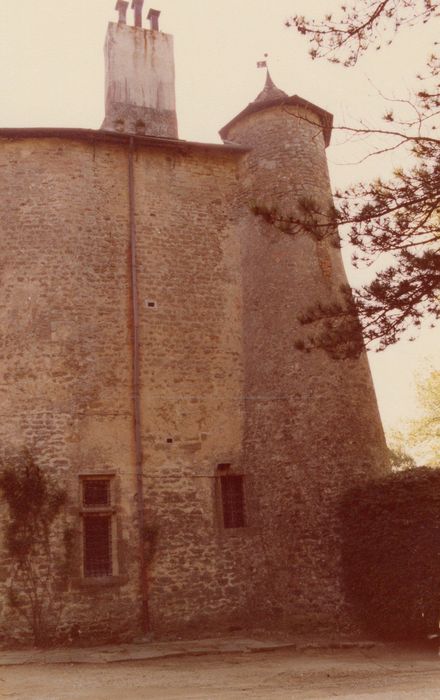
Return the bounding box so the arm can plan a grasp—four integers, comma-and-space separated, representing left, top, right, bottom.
128, 136, 150, 635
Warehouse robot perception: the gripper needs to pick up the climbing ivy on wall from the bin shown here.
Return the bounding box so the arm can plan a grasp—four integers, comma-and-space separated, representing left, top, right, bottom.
341, 467, 440, 641
0, 450, 68, 646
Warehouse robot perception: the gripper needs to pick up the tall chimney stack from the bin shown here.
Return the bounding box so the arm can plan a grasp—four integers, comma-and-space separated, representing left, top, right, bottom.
101, 5, 178, 138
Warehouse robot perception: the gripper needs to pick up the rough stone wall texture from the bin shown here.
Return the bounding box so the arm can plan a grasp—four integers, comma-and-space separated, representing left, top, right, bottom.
0, 135, 261, 643
223, 104, 389, 630
130, 143, 262, 634
0, 137, 141, 644
0, 104, 389, 645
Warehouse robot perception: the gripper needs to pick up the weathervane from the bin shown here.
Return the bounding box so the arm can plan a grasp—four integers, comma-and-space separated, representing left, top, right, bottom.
257, 53, 269, 69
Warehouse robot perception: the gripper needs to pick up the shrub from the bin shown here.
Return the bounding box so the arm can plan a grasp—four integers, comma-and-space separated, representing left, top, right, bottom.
341, 467, 440, 641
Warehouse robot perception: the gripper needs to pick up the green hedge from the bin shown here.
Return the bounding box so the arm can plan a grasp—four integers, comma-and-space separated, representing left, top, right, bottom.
341, 467, 440, 641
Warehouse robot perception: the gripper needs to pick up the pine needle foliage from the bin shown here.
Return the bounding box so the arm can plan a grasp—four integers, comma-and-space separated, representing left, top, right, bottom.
286, 1, 440, 357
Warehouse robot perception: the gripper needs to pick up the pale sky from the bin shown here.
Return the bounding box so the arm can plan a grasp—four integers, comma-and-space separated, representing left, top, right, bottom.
1, 0, 438, 454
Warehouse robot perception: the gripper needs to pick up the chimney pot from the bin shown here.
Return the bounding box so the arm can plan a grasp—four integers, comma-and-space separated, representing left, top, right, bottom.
115, 0, 129, 24
131, 0, 144, 28
147, 8, 160, 31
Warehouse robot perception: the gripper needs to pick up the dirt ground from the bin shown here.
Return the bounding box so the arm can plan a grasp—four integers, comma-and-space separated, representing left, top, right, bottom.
2, 646, 440, 699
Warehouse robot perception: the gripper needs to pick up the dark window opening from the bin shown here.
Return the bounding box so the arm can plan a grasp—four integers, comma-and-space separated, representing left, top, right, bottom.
217, 462, 231, 471
220, 474, 245, 529
81, 477, 114, 578
83, 479, 110, 507
83, 514, 113, 577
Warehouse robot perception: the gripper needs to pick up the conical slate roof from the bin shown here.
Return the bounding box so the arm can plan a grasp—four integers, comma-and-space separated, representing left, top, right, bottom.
219, 70, 333, 147
254, 69, 288, 104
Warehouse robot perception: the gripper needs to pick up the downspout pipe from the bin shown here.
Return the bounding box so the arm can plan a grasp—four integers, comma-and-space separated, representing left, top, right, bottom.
128, 136, 150, 635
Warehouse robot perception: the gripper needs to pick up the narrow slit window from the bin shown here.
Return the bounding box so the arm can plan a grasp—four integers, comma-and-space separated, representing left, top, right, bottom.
220, 474, 245, 529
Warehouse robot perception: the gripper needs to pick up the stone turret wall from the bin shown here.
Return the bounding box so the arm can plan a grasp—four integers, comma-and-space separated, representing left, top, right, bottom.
223, 103, 389, 630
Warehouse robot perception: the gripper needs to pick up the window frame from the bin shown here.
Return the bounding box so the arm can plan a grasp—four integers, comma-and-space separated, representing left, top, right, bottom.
215, 463, 247, 531
79, 474, 118, 579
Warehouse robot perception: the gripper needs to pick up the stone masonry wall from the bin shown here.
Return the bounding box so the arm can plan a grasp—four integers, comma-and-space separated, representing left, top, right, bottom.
0, 136, 141, 644
0, 134, 269, 643
0, 118, 390, 644
223, 104, 390, 631
131, 142, 268, 634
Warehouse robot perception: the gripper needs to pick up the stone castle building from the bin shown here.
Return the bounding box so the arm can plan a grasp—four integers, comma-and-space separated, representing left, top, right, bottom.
0, 5, 388, 644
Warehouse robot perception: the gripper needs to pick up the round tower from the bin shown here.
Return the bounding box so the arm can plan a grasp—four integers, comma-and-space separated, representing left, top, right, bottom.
220, 71, 389, 631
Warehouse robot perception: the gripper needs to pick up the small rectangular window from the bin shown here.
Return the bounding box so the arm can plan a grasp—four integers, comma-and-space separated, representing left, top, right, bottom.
83, 479, 110, 507
220, 474, 245, 529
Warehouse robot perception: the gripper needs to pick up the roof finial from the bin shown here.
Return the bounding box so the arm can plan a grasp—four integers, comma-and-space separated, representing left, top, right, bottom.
257, 53, 269, 70
254, 55, 288, 104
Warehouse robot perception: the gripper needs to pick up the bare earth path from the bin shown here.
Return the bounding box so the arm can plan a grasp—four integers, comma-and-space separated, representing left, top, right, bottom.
2, 646, 440, 699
